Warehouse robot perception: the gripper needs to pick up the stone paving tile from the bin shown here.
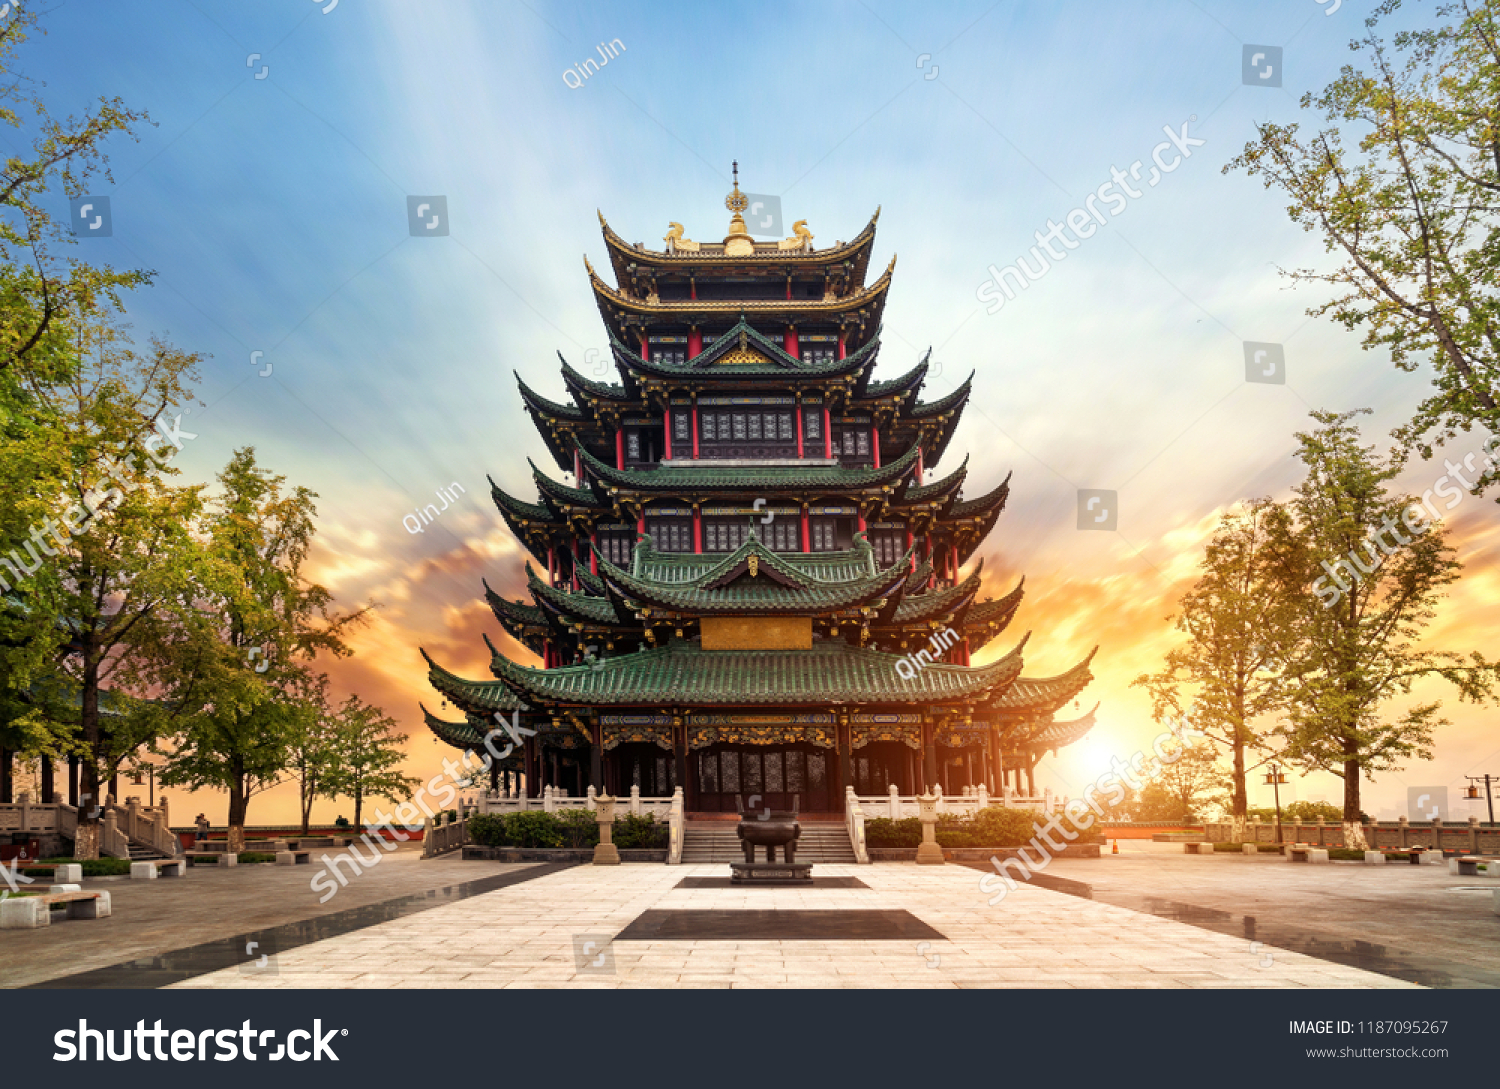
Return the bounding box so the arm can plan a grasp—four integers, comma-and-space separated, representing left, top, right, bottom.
160, 861, 1422, 991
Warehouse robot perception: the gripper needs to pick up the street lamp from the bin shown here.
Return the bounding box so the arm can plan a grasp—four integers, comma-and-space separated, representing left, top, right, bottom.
1465, 775, 1497, 825
1264, 764, 1287, 844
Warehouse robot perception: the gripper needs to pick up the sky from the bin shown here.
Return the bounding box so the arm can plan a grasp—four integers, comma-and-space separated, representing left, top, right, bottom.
15, 0, 1499, 825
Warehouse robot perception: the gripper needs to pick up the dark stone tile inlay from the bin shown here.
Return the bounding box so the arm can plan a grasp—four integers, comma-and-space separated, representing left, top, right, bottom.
675, 876, 869, 889
26, 863, 577, 990
614, 909, 943, 941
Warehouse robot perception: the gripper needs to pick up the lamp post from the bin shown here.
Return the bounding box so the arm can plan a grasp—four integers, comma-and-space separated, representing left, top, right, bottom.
1264, 764, 1287, 844
1465, 775, 1497, 825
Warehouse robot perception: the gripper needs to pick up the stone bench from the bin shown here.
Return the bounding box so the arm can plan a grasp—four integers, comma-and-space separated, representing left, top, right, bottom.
1364, 851, 1386, 864
14, 862, 83, 882
130, 859, 188, 879
1184, 842, 1217, 855
1452, 856, 1497, 877
1286, 845, 1329, 863
275, 850, 312, 866
1243, 843, 1261, 855
185, 851, 236, 868
0, 889, 112, 928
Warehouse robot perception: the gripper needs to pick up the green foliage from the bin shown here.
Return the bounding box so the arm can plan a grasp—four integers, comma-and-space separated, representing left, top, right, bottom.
323, 693, 416, 831
464, 810, 666, 850
1268, 410, 1500, 822
1132, 500, 1299, 818
1226, 1, 1500, 475
236, 852, 276, 864
865, 817, 922, 848
866, 807, 1068, 848
23, 857, 130, 877
612, 813, 668, 849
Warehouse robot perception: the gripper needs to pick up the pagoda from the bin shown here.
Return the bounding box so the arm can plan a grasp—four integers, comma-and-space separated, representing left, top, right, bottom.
420, 168, 1097, 812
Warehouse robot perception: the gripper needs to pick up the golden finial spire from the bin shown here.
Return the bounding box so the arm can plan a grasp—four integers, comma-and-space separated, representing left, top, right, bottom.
724, 159, 753, 255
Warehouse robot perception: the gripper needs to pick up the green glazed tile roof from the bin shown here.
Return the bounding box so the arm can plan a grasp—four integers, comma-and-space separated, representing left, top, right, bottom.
864, 354, 928, 399
909, 372, 972, 417
631, 533, 877, 584
559, 352, 628, 400
528, 566, 626, 624
902, 456, 968, 504
597, 539, 913, 615
516, 371, 588, 420
578, 439, 918, 493
444, 636, 1029, 709
950, 472, 1012, 520
988, 650, 1096, 712
531, 460, 606, 509
489, 476, 558, 524
892, 565, 983, 624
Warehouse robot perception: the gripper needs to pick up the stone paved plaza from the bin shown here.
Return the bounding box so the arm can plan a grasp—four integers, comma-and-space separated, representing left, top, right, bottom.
6, 843, 1494, 989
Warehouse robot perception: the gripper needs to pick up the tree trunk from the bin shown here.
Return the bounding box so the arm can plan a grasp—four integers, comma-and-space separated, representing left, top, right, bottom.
76, 651, 103, 860
300, 776, 312, 835
353, 785, 363, 832
1342, 754, 1367, 849
227, 760, 247, 853
0, 746, 11, 803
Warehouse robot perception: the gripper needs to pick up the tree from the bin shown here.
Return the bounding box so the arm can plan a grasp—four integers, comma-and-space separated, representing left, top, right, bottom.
0, 7, 154, 375
289, 676, 342, 835
1272, 409, 1500, 848
1133, 500, 1299, 836
327, 695, 418, 832
0, 310, 210, 858
155, 449, 368, 852
1226, 1, 1500, 488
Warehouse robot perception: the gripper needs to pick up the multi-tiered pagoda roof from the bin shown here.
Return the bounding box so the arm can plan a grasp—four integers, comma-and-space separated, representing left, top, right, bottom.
421, 170, 1096, 808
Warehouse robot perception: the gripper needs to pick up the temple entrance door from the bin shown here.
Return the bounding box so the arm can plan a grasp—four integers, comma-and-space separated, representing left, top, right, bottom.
609, 744, 676, 797
851, 741, 914, 795
693, 745, 832, 813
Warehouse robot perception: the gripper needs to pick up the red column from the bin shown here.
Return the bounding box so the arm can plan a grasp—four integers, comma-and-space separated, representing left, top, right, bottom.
574, 448, 581, 480
801, 506, 810, 552
547, 545, 556, 585
837, 331, 847, 360
639, 334, 649, 360
951, 544, 959, 583
637, 514, 646, 539
784, 325, 798, 359
663, 408, 672, 460
693, 508, 702, 554
688, 327, 702, 356
959, 639, 971, 667
857, 511, 867, 535
691, 401, 700, 459
616, 430, 624, 470
795, 405, 805, 458
822, 408, 832, 458
873, 428, 881, 468
905, 530, 915, 572
916, 445, 924, 485
590, 534, 598, 575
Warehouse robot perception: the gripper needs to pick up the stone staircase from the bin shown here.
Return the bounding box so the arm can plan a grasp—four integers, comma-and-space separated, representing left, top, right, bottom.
681, 820, 857, 864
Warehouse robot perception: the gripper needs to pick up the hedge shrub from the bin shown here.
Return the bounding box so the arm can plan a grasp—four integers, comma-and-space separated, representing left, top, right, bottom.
466, 809, 668, 850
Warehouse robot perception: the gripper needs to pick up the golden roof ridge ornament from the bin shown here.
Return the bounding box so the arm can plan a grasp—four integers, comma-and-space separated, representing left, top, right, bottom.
723, 159, 754, 256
